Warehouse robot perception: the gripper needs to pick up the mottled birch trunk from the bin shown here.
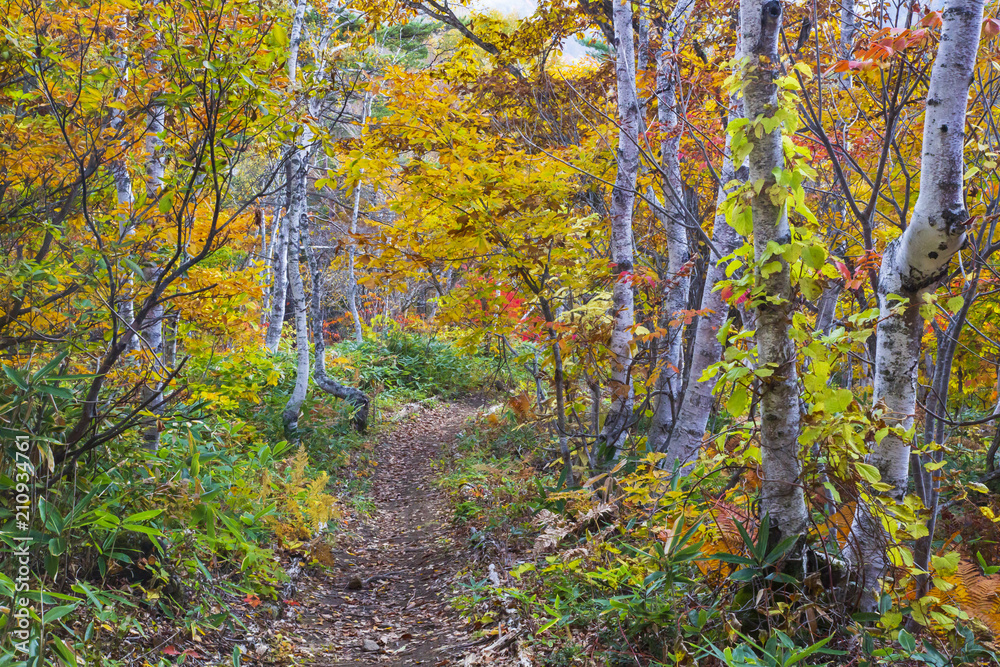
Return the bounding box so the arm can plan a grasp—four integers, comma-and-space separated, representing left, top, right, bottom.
265, 0, 309, 352
596, 0, 640, 460
141, 68, 166, 452
647, 0, 694, 453
264, 212, 290, 351
347, 179, 364, 343
740, 0, 808, 544
346, 94, 370, 344
663, 107, 746, 466
845, 0, 985, 609
282, 142, 312, 435
303, 221, 371, 432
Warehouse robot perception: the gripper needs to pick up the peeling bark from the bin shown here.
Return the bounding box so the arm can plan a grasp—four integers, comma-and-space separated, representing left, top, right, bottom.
282, 142, 312, 436
264, 213, 290, 352
596, 0, 641, 459
845, 0, 985, 610
662, 104, 746, 466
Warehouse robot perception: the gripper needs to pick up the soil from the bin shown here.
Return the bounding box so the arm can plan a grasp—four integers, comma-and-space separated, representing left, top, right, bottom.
277, 398, 495, 666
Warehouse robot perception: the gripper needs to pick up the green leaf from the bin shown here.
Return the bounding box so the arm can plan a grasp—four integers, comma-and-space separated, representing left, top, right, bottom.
727, 384, 748, 416
898, 628, 916, 652
3, 364, 28, 390
121, 524, 163, 537
801, 244, 827, 270
43, 603, 78, 624
855, 462, 881, 483
824, 388, 854, 413
123, 509, 164, 523
158, 191, 174, 215
729, 567, 760, 582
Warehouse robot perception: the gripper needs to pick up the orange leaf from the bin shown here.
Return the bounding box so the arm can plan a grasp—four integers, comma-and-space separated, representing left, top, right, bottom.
920, 11, 943, 29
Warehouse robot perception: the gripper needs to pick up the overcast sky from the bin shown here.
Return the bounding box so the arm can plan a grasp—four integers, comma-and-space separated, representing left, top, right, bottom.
463, 0, 593, 60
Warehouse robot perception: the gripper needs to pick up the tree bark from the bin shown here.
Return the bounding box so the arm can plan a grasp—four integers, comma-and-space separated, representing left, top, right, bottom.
596, 0, 641, 460
282, 141, 312, 436
264, 212, 290, 352
303, 221, 371, 432
647, 0, 696, 453
740, 0, 808, 545
845, 0, 985, 610
662, 117, 746, 466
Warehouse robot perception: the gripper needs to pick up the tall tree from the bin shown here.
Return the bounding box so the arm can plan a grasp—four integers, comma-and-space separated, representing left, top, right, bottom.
740, 0, 809, 546
647, 0, 695, 454
845, 0, 986, 609
597, 0, 641, 459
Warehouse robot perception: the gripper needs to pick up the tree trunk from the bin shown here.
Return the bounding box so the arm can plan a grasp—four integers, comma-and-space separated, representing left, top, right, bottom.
266, 0, 309, 353
647, 0, 696, 453
141, 68, 166, 452
264, 209, 290, 352
596, 0, 640, 460
282, 142, 312, 436
662, 116, 746, 466
740, 0, 808, 546
346, 93, 371, 344
845, 0, 985, 610
912, 280, 976, 598
303, 221, 371, 432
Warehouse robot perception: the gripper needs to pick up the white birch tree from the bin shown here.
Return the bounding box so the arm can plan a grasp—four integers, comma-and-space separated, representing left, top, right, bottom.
740, 0, 809, 544
647, 0, 695, 453
845, 0, 986, 609
596, 0, 641, 459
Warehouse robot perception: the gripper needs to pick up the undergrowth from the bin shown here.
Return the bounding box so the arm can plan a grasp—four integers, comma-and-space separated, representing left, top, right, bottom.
0, 331, 491, 665
438, 409, 1000, 667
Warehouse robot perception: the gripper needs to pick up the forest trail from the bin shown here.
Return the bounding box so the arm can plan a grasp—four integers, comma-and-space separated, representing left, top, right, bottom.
282, 398, 488, 666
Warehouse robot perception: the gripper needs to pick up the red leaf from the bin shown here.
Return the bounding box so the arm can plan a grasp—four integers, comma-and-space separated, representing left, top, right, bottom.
834, 261, 852, 281
735, 290, 750, 306
244, 593, 261, 608
720, 285, 734, 302
162, 646, 181, 656
984, 17, 1000, 38
284, 599, 299, 606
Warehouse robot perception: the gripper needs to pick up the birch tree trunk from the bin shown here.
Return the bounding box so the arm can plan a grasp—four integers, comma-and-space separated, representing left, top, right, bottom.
281, 142, 312, 435
141, 52, 167, 452
596, 0, 640, 460
845, 0, 985, 609
346, 92, 371, 344
647, 0, 694, 453
264, 0, 309, 353
303, 220, 371, 432
264, 213, 289, 351
662, 110, 746, 466
740, 0, 808, 545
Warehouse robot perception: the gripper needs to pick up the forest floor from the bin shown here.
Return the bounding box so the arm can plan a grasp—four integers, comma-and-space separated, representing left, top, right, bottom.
272, 398, 511, 666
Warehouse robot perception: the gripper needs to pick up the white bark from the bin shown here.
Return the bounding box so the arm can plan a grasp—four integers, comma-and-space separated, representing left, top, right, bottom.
303, 219, 370, 431
740, 0, 808, 542
647, 0, 695, 453
264, 213, 290, 351
265, 0, 309, 352
597, 0, 641, 459
846, 0, 985, 609
141, 33, 166, 451
282, 142, 312, 435
346, 93, 371, 344
663, 105, 747, 466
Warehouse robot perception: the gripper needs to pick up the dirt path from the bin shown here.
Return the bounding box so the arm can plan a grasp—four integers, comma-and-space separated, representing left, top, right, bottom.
281, 399, 486, 666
